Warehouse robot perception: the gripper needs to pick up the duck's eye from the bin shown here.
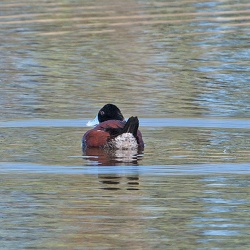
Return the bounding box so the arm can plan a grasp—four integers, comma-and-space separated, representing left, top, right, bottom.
100, 111, 105, 116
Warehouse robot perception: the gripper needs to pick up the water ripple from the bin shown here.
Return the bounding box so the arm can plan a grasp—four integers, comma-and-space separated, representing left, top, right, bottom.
1, 162, 250, 175
0, 118, 250, 129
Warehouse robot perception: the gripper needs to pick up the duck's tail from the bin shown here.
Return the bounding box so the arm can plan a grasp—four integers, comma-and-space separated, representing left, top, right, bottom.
105, 116, 139, 140
105, 117, 140, 149
121, 116, 139, 137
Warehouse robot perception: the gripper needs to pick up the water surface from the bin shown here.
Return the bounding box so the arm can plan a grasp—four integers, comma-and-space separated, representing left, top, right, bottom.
0, 0, 250, 249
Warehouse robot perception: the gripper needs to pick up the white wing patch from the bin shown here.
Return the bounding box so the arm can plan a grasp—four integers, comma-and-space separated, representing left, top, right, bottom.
107, 133, 138, 150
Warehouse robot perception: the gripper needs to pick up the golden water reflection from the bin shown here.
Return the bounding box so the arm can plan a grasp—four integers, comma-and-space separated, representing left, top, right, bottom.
1, 0, 249, 119
1, 126, 249, 166
1, 173, 249, 249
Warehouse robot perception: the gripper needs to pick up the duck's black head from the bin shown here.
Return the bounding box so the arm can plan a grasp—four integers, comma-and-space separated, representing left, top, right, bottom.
98, 104, 124, 123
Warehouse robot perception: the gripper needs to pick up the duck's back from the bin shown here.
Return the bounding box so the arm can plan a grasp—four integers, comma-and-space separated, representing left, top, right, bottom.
95, 120, 125, 130
82, 119, 144, 149
82, 120, 125, 148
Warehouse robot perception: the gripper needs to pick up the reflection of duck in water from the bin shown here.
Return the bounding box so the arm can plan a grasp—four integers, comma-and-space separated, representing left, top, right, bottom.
98, 173, 140, 191
82, 104, 144, 150
83, 146, 143, 166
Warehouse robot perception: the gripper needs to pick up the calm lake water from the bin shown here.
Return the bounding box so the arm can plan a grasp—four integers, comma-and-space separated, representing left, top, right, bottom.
1, 0, 250, 249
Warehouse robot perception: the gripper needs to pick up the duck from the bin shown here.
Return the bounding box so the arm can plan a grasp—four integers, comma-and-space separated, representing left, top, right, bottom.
82, 104, 144, 149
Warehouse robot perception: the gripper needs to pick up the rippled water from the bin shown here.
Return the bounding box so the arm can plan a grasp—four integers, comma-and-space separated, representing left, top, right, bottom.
1, 0, 250, 249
